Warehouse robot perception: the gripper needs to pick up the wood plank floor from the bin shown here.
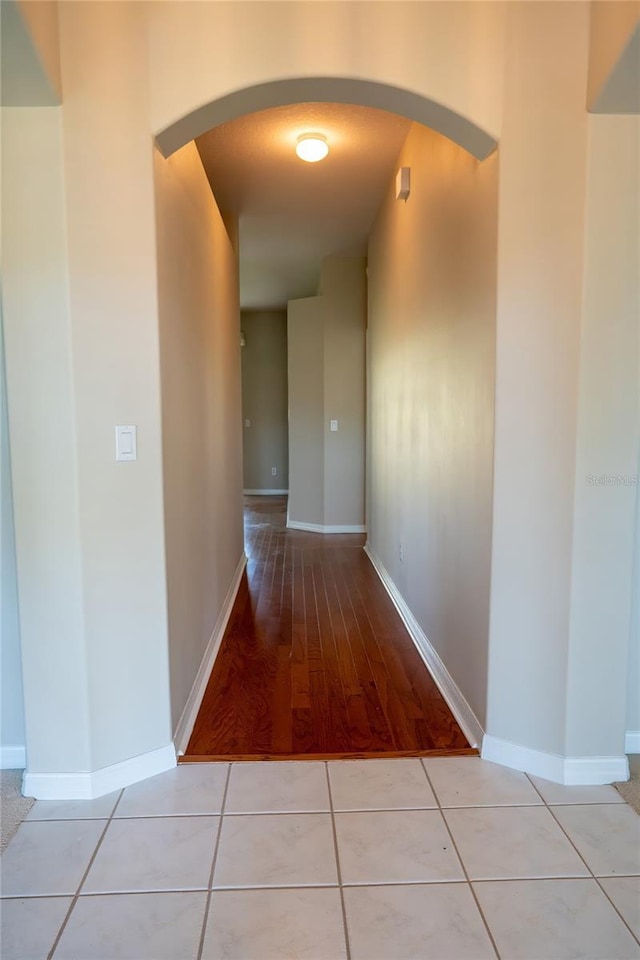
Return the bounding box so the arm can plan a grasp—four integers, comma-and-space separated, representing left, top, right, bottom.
184, 496, 475, 760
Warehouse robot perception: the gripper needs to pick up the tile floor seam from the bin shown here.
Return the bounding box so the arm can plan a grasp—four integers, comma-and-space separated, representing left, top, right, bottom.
524, 774, 640, 949
46, 787, 125, 960
196, 761, 232, 960
325, 761, 352, 960
420, 758, 502, 960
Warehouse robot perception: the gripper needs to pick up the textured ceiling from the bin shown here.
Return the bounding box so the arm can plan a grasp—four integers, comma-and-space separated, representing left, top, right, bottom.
196, 102, 411, 309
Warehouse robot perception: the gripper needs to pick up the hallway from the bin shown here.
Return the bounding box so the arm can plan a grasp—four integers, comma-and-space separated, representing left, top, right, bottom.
185, 497, 474, 759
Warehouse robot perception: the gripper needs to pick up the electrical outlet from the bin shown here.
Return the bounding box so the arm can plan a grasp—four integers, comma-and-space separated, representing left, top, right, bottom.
399, 542, 404, 563
271, 467, 277, 476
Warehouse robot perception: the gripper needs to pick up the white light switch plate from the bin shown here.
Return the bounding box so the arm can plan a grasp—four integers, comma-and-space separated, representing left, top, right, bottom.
115, 425, 137, 461
330, 420, 338, 432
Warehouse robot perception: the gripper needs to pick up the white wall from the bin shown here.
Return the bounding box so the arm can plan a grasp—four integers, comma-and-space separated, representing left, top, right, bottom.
154, 141, 244, 733
241, 310, 289, 492
287, 257, 366, 531
367, 123, 498, 730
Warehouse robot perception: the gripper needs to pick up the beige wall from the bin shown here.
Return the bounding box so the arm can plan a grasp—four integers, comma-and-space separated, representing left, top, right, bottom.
628, 472, 640, 742
322, 258, 367, 528
58, 2, 172, 770
367, 124, 498, 729
486, 2, 591, 758
588, 1, 640, 110
287, 297, 325, 527
241, 310, 289, 492
287, 257, 366, 531
2, 106, 91, 776
154, 142, 244, 733
147, 1, 506, 159
565, 114, 639, 756
1, 316, 26, 759
4, 0, 639, 791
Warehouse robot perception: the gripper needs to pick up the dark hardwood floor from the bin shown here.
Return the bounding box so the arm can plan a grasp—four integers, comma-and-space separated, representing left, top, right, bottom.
184, 496, 475, 760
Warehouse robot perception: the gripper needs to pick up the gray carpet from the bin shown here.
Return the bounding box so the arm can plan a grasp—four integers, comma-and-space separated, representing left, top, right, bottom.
615, 755, 640, 815
1, 769, 34, 853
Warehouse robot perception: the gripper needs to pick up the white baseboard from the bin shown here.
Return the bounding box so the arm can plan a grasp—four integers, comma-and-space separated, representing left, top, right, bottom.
244, 489, 289, 495
363, 543, 484, 750
22, 743, 177, 800
173, 552, 247, 755
625, 730, 640, 754
482, 735, 630, 785
1, 745, 26, 769
287, 520, 367, 534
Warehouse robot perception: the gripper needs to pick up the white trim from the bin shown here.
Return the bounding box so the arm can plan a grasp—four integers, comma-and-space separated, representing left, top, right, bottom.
243, 489, 289, 495
287, 520, 367, 534
481, 735, 565, 782
363, 543, 484, 750
173, 552, 247, 755
22, 743, 177, 800
482, 735, 630, 785
625, 730, 640, 754
1, 745, 26, 769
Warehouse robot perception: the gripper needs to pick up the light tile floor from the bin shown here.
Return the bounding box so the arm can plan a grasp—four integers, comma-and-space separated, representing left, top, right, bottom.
1, 757, 639, 960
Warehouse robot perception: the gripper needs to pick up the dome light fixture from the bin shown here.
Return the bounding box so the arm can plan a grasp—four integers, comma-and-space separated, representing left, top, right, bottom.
296, 134, 329, 163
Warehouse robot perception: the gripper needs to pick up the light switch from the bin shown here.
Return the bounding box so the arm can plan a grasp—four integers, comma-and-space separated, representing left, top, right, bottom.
245, 419, 251, 428
330, 419, 338, 432
115, 425, 137, 461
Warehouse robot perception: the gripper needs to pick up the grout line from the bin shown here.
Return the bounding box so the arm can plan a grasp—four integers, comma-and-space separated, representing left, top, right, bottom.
32, 798, 630, 823
325, 762, 352, 960
196, 763, 232, 960
420, 760, 502, 960
47, 788, 125, 960
524, 773, 640, 948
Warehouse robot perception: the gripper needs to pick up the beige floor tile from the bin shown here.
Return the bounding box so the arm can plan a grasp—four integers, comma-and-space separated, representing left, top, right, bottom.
444, 806, 589, 880
328, 759, 436, 811
224, 762, 329, 814
530, 776, 626, 805
344, 883, 496, 960
552, 803, 640, 876
115, 764, 228, 818
0, 896, 71, 960
424, 757, 542, 807
202, 887, 347, 959
600, 876, 640, 940
474, 878, 640, 959
0, 820, 104, 897
26, 793, 120, 821
54, 892, 207, 960
82, 817, 218, 893
335, 810, 464, 885
213, 813, 338, 888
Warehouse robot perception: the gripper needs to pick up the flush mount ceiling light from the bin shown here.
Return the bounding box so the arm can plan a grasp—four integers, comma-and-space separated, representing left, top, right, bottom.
296, 134, 329, 163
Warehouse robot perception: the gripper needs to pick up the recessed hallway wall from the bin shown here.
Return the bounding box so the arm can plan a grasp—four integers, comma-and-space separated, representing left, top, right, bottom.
367, 122, 498, 731
241, 310, 289, 493
154, 141, 244, 735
